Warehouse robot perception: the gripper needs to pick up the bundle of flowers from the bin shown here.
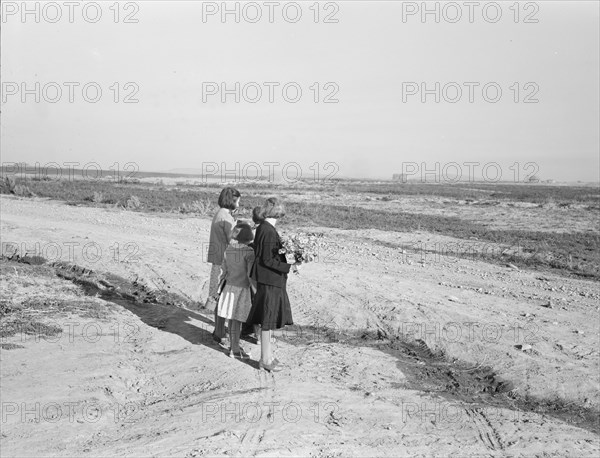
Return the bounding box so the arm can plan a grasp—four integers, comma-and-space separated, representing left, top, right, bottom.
278, 231, 324, 264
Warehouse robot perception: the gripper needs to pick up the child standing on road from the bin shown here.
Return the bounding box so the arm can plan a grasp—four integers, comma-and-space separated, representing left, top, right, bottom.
216, 221, 257, 358
241, 206, 265, 341
206, 187, 240, 344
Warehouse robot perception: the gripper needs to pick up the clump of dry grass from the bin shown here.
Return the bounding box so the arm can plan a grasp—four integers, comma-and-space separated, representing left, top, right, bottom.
178, 198, 214, 215
83, 191, 106, 204
92, 191, 104, 203
126, 195, 141, 210
1, 176, 36, 197
0, 319, 62, 339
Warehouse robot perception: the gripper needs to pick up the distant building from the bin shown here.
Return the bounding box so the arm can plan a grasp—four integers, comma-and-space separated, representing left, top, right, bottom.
392, 173, 407, 182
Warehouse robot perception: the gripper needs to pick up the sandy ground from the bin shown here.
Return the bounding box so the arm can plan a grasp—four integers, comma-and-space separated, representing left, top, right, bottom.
1, 195, 598, 457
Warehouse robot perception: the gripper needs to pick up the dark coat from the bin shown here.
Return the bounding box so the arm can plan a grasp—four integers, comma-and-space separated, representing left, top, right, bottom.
250, 221, 290, 287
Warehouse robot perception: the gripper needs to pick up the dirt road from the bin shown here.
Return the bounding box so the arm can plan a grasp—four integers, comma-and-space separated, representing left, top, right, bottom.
1, 196, 598, 456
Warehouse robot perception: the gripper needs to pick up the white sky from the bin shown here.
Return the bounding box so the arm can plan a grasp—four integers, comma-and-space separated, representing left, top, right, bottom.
1, 1, 599, 182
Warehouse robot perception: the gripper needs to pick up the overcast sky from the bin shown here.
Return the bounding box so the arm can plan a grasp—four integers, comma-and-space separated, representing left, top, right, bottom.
1, 1, 598, 182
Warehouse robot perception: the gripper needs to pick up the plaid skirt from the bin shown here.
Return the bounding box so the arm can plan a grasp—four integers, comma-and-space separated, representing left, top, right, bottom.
248, 282, 293, 331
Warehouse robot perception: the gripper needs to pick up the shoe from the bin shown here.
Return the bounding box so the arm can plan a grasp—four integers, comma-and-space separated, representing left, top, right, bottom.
242, 333, 259, 345
213, 333, 230, 347
259, 359, 282, 372
229, 348, 251, 359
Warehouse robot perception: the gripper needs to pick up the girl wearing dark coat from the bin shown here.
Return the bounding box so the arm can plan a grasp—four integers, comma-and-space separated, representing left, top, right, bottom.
249, 198, 298, 371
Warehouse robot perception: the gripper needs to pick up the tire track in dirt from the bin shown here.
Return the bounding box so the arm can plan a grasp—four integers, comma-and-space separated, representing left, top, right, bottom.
235, 369, 277, 457
466, 407, 505, 451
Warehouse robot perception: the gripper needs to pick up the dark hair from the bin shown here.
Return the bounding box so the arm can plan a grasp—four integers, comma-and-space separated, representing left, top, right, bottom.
260, 197, 285, 219
252, 206, 264, 225
232, 221, 254, 245
218, 187, 241, 210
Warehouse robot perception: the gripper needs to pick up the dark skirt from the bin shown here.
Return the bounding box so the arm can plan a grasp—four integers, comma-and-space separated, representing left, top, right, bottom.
249, 282, 293, 331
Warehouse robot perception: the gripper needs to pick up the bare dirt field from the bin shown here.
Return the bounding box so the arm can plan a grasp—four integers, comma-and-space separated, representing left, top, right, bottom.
1, 194, 599, 457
